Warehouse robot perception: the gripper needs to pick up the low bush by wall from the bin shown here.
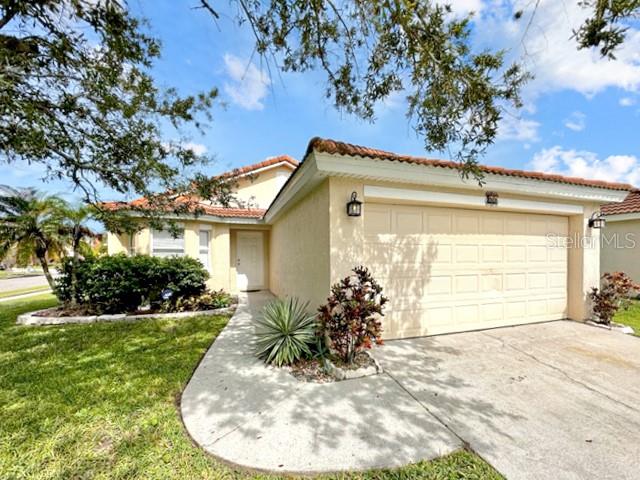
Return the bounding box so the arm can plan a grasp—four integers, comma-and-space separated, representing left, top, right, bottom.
55, 254, 210, 314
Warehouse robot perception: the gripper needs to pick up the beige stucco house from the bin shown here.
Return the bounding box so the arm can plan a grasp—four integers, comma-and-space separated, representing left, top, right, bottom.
106, 138, 634, 339
601, 189, 640, 284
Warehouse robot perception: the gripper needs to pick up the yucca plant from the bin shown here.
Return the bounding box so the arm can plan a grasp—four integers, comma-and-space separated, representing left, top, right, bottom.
254, 298, 317, 367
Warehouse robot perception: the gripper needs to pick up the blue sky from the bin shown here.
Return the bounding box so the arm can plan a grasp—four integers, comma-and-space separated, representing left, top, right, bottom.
7, 0, 640, 202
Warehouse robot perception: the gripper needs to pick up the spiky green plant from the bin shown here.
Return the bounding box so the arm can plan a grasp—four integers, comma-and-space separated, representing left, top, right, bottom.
254, 298, 317, 367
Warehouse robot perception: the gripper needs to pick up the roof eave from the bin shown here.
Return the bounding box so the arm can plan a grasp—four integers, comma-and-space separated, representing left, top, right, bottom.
107, 209, 265, 224
602, 211, 640, 222
314, 152, 631, 203
264, 150, 630, 223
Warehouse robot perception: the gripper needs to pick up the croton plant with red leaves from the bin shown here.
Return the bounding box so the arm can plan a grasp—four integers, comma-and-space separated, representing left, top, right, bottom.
589, 272, 640, 325
318, 266, 388, 364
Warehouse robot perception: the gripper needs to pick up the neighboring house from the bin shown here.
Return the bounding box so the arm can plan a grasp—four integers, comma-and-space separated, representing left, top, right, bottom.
601, 189, 640, 283
106, 138, 633, 339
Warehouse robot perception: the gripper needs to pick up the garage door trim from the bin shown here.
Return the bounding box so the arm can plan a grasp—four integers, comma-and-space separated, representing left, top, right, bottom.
363, 185, 584, 215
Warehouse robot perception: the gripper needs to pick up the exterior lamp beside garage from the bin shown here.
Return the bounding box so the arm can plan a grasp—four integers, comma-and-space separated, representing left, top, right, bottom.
485, 191, 499, 206
347, 191, 362, 217
588, 211, 606, 229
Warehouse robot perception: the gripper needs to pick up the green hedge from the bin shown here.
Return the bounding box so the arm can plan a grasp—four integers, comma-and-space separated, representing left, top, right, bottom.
55, 254, 208, 314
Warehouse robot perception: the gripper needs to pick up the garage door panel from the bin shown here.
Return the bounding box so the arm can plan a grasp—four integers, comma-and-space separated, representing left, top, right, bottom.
454, 275, 479, 294
455, 214, 480, 234
395, 207, 423, 234
425, 211, 453, 234
455, 245, 479, 263
481, 245, 504, 262
364, 203, 568, 339
481, 214, 505, 234
506, 245, 527, 262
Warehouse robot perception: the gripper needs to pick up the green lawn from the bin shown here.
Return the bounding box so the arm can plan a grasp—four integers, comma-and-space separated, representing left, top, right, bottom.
614, 299, 640, 336
0, 285, 51, 299
0, 295, 502, 480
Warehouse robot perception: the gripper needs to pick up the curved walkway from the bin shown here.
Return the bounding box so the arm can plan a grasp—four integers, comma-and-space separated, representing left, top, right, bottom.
180, 291, 461, 474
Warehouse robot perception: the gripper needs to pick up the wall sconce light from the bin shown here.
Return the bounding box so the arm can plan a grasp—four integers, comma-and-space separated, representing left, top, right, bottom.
588, 211, 606, 229
346, 191, 362, 217
485, 191, 499, 206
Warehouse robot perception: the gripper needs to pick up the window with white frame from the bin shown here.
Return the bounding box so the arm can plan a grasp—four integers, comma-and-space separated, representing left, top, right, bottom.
199, 229, 210, 270
151, 228, 184, 257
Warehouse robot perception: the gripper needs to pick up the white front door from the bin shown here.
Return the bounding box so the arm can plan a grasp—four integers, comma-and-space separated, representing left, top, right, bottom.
236, 231, 265, 291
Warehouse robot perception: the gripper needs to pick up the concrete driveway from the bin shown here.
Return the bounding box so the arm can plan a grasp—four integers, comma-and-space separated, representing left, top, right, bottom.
374, 321, 640, 480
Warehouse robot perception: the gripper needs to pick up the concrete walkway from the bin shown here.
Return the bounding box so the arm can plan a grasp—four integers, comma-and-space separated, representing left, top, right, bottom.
181, 291, 462, 474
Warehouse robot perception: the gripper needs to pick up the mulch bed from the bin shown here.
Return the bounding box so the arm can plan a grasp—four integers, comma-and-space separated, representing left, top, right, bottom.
288, 352, 376, 383
33, 306, 91, 317
330, 351, 376, 371
288, 359, 333, 383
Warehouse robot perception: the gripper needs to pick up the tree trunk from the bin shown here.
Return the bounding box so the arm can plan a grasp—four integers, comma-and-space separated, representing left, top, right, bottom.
37, 253, 55, 290
69, 228, 81, 306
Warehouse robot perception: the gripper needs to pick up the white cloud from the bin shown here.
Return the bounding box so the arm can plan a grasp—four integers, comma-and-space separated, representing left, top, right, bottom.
564, 111, 586, 132
620, 97, 637, 107
497, 114, 540, 142
530, 146, 640, 186
223, 54, 271, 110
161, 141, 208, 156
182, 142, 207, 156
473, 1, 640, 97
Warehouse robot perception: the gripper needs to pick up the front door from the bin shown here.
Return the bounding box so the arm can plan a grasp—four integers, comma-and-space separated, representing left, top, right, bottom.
236, 231, 265, 291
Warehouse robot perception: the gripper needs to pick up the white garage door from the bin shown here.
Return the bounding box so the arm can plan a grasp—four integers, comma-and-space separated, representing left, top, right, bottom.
364, 203, 569, 339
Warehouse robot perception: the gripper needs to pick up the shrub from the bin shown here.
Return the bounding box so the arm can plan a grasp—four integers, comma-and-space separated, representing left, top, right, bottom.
55, 254, 209, 314
163, 289, 233, 313
155, 256, 208, 307
254, 298, 317, 367
317, 266, 387, 364
589, 272, 640, 325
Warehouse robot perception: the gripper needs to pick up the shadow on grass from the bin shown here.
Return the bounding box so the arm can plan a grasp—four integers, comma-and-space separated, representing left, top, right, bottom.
0, 295, 502, 480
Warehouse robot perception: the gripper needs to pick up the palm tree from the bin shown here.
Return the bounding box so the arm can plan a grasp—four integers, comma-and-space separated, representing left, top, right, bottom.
0, 186, 68, 289
57, 204, 96, 304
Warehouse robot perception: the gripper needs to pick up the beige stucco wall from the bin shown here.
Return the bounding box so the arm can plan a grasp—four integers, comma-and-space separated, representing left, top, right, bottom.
567, 203, 601, 321
328, 177, 365, 283
106, 232, 129, 254
269, 179, 331, 309
601, 218, 640, 284
234, 165, 292, 209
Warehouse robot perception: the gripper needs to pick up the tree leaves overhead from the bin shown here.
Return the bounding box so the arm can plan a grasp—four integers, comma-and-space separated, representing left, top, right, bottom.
0, 0, 232, 226
213, 0, 530, 180
574, 0, 640, 59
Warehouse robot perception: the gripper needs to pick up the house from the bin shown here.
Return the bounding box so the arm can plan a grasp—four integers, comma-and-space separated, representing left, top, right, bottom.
601, 189, 640, 284
106, 138, 633, 339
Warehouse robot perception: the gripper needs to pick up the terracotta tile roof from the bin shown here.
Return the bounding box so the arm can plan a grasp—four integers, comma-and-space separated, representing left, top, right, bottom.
306, 137, 635, 192
602, 190, 640, 216
199, 206, 266, 218
100, 155, 298, 220
223, 155, 298, 177
101, 200, 266, 219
